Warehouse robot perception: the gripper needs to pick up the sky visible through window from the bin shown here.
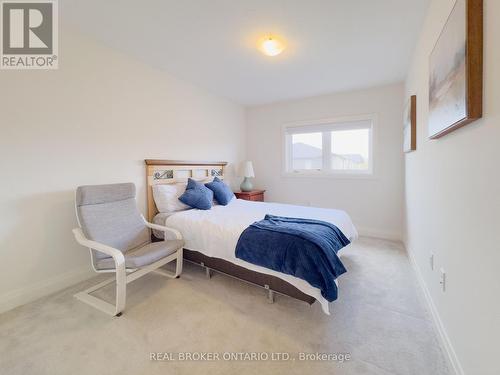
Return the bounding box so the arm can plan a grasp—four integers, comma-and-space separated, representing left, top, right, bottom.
292, 133, 322, 148
332, 129, 369, 160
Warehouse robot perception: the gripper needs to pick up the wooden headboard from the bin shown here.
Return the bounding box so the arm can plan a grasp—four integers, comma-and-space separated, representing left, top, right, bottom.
145, 159, 228, 222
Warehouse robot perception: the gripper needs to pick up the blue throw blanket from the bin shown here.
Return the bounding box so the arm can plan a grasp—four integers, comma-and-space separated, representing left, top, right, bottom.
235, 215, 350, 302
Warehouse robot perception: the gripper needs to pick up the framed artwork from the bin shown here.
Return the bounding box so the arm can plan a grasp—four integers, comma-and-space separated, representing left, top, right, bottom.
404, 95, 417, 152
428, 0, 483, 139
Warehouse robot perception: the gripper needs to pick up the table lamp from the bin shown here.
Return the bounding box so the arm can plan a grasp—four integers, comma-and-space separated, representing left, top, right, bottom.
239, 161, 255, 192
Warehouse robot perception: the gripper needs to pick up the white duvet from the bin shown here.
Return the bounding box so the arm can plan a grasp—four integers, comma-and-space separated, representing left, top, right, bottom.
158, 199, 358, 314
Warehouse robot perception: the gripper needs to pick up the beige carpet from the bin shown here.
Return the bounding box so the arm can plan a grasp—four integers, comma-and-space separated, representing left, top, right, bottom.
0, 237, 450, 375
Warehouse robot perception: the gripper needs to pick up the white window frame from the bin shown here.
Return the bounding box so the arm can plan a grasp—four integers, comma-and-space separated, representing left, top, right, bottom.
281, 114, 376, 178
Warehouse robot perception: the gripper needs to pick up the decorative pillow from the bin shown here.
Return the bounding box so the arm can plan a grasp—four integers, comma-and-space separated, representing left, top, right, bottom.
178, 178, 214, 210
205, 177, 235, 206
152, 184, 191, 213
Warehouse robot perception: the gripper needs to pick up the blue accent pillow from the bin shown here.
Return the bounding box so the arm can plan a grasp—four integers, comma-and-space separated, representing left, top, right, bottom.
205, 177, 235, 206
178, 178, 214, 210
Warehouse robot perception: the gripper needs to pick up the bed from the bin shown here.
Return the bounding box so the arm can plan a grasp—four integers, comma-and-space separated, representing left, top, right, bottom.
145, 160, 358, 314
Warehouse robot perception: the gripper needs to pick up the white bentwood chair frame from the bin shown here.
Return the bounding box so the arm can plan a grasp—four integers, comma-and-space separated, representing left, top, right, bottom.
73, 214, 183, 317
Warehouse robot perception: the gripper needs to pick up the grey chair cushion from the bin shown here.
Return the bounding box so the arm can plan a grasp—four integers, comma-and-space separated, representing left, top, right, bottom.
76, 183, 150, 262
95, 240, 184, 270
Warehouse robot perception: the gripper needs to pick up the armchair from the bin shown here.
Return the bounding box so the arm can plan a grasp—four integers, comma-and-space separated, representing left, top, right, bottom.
72, 183, 183, 316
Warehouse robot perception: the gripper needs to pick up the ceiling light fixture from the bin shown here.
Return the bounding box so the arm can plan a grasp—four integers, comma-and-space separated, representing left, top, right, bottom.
260, 36, 285, 57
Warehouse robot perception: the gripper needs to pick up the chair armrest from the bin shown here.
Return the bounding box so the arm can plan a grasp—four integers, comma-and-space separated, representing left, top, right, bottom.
142, 219, 183, 240
72, 228, 125, 266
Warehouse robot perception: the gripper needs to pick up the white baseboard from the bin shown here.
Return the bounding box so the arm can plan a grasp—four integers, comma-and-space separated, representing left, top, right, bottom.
0, 266, 95, 315
356, 226, 402, 242
406, 246, 464, 375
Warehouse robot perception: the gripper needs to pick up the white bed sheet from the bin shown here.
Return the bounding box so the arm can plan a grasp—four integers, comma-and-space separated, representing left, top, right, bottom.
160, 199, 358, 314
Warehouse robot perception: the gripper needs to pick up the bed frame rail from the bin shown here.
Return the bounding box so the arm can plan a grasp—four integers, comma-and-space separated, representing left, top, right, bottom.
184, 249, 316, 305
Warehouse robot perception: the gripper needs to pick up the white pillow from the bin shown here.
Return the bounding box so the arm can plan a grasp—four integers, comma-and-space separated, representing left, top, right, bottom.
152, 184, 191, 213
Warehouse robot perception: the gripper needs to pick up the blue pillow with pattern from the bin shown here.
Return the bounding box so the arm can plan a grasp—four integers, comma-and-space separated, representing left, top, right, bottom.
178, 178, 214, 210
205, 177, 235, 206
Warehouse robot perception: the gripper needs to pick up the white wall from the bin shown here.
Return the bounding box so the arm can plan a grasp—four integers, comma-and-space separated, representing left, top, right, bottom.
404, 1, 500, 374
0, 28, 245, 313
246, 84, 405, 240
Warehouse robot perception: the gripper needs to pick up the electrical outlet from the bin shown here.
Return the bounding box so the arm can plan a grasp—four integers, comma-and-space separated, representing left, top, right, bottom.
439, 268, 446, 292
430, 253, 434, 270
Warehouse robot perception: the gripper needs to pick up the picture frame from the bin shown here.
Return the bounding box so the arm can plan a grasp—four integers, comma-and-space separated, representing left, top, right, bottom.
404, 95, 417, 153
428, 0, 483, 139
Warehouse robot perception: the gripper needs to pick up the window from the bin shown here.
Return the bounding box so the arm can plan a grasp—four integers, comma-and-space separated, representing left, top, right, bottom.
283, 116, 374, 176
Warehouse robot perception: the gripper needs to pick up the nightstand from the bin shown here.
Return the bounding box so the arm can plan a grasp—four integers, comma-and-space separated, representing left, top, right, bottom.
234, 190, 265, 202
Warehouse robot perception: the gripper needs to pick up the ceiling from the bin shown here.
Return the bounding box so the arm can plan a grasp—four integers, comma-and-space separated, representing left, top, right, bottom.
63, 0, 430, 106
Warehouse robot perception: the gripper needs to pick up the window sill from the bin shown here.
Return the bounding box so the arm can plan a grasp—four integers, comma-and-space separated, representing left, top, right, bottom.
281, 171, 377, 180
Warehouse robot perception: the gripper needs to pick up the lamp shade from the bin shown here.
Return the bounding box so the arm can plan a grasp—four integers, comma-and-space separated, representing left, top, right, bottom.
240, 161, 255, 177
